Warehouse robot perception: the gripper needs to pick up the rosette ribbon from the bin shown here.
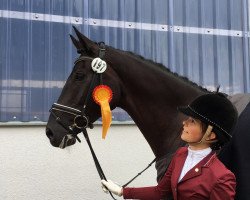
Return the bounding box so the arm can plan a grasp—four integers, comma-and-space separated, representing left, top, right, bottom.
93, 85, 113, 139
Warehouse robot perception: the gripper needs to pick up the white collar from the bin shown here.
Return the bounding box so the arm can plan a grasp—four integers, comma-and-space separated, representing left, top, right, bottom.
187, 147, 212, 159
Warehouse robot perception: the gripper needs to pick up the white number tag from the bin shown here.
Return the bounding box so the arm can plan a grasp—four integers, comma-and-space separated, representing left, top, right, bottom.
91, 58, 107, 73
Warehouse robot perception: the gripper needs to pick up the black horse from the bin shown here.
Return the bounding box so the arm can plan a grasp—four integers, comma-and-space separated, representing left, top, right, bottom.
46, 27, 250, 200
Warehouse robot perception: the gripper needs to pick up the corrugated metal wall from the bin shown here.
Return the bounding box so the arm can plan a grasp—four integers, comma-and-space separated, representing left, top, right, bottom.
0, 0, 249, 122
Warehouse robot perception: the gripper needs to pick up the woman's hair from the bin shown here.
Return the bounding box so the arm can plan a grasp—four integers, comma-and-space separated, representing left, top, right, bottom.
200, 122, 227, 150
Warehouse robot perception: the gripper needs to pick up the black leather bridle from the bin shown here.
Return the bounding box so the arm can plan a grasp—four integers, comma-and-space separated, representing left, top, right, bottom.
50, 42, 106, 141
49, 43, 121, 199
49, 55, 97, 143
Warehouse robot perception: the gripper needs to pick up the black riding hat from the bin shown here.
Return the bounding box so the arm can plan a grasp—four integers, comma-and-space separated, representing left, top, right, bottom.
178, 93, 238, 142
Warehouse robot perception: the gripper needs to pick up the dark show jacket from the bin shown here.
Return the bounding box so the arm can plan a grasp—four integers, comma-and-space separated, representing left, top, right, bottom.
123, 147, 236, 200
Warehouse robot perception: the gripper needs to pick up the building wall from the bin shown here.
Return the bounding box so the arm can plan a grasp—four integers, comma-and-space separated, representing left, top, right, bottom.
0, 125, 156, 200
1, 0, 250, 122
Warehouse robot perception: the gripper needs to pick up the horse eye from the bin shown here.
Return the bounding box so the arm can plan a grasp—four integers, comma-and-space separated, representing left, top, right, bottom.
75, 72, 85, 81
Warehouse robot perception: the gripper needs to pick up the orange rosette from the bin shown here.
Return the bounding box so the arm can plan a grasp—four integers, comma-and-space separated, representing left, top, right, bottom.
92, 85, 113, 139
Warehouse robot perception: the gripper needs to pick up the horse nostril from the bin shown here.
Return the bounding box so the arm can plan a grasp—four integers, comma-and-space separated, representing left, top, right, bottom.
46, 128, 54, 139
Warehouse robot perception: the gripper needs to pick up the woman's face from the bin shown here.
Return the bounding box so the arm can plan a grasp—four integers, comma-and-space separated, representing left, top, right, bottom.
181, 117, 203, 143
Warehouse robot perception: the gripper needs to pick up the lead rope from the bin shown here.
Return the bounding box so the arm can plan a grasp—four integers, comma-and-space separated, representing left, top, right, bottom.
122, 157, 156, 188
82, 128, 156, 199
82, 129, 117, 200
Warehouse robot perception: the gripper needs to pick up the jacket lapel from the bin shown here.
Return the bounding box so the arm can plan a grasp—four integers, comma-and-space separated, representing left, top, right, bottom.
172, 149, 188, 187
179, 152, 215, 183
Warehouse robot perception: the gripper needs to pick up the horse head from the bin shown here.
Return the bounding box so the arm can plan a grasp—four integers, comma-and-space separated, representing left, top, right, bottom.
46, 27, 122, 148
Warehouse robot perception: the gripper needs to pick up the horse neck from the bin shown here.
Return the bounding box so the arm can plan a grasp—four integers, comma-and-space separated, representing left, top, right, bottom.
106, 48, 207, 158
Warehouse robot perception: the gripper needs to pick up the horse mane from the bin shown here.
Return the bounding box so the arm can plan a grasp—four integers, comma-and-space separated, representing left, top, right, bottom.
110, 47, 210, 93
90, 41, 209, 93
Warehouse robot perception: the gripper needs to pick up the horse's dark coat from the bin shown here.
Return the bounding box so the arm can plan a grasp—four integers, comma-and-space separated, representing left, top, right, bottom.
219, 102, 250, 200
46, 28, 249, 200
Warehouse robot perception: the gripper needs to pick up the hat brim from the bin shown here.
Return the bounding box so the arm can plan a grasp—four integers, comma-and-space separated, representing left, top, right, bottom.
178, 106, 206, 123
177, 106, 200, 119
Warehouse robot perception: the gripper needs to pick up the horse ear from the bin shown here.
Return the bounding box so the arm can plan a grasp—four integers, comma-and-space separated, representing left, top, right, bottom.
69, 34, 81, 49
72, 26, 97, 52
73, 26, 94, 45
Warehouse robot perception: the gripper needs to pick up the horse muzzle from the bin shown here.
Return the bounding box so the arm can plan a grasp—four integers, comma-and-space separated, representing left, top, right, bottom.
46, 127, 77, 148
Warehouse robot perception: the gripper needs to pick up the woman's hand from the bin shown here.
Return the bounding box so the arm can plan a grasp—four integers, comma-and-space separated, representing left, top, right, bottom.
101, 179, 123, 197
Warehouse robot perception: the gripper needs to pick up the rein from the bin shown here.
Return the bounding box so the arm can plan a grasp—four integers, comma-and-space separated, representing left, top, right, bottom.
49, 43, 156, 199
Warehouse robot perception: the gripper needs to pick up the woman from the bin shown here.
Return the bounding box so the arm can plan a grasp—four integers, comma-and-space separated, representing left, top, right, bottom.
101, 93, 238, 200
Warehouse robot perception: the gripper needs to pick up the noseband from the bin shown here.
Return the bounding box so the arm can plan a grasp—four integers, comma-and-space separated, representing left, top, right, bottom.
50, 102, 90, 142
